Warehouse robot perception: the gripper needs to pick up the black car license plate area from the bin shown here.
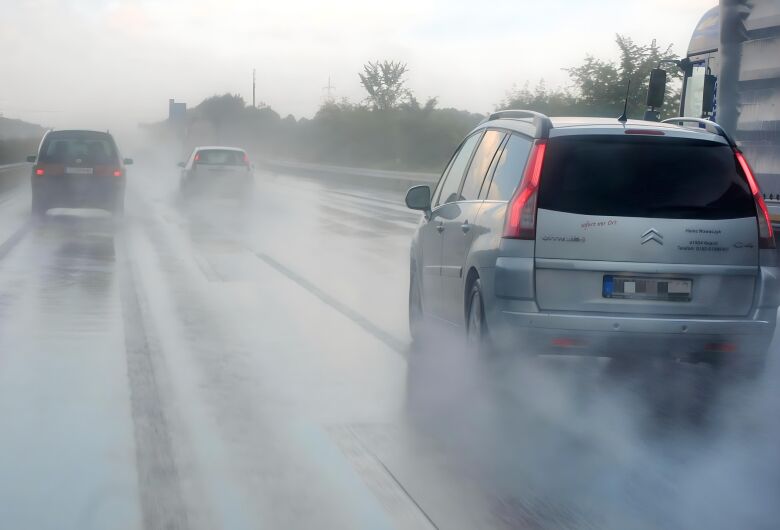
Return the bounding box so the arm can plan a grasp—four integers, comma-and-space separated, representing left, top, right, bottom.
603, 275, 692, 302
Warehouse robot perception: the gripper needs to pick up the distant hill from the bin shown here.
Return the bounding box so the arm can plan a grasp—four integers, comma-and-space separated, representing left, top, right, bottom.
0, 116, 45, 140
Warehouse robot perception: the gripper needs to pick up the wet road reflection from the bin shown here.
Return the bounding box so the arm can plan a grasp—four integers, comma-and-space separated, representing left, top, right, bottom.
0, 210, 141, 530
0, 169, 776, 530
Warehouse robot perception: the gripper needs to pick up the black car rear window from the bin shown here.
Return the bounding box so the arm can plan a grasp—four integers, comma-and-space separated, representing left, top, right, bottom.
39, 132, 118, 165
537, 136, 755, 220
196, 149, 246, 165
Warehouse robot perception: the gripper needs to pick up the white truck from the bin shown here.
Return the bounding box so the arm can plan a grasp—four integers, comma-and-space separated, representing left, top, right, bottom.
649, 0, 780, 224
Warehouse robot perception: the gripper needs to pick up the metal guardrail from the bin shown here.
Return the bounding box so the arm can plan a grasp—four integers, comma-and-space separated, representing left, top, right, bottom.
0, 162, 29, 194
0, 162, 29, 171
257, 159, 439, 190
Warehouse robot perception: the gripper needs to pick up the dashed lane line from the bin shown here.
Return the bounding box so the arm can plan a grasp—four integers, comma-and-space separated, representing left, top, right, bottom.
116, 229, 190, 530
253, 250, 409, 359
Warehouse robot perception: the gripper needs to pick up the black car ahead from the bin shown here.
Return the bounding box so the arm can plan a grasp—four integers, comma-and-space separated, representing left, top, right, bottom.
28, 129, 132, 217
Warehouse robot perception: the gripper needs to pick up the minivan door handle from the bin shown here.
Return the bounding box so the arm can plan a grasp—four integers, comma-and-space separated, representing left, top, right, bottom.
436, 222, 444, 233
461, 221, 471, 233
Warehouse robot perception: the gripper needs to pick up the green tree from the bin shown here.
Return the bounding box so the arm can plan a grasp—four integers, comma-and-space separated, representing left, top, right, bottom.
195, 94, 247, 124
502, 35, 682, 119
567, 35, 681, 119
358, 60, 412, 111
501, 80, 580, 116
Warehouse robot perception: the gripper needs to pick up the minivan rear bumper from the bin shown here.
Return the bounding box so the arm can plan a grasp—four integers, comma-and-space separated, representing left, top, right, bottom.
492, 305, 776, 358
32, 174, 124, 209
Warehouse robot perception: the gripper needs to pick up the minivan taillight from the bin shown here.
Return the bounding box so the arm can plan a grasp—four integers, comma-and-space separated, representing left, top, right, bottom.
503, 139, 547, 239
735, 150, 775, 249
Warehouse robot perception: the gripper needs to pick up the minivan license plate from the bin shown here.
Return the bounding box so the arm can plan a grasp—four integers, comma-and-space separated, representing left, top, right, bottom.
65, 167, 93, 175
603, 276, 692, 301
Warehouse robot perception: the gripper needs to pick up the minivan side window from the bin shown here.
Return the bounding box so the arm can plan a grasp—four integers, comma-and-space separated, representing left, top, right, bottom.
459, 130, 506, 201
431, 150, 458, 207
486, 134, 533, 201
434, 132, 482, 207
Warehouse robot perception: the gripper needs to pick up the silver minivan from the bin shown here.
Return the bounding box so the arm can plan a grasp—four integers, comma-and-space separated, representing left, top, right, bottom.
406, 111, 779, 373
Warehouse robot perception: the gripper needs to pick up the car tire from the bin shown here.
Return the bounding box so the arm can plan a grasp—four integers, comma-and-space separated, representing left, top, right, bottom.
31, 196, 47, 218
409, 266, 425, 345
113, 195, 125, 216
466, 278, 492, 355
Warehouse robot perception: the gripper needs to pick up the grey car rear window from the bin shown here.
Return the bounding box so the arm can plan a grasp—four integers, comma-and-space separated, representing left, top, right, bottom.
197, 149, 246, 165
537, 136, 755, 220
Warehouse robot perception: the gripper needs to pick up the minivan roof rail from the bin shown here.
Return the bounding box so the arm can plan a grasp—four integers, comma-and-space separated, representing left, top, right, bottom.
487, 109, 553, 139
661, 117, 736, 147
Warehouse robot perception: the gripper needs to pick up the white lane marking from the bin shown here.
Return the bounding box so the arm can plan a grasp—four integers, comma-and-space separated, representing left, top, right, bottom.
117, 229, 191, 530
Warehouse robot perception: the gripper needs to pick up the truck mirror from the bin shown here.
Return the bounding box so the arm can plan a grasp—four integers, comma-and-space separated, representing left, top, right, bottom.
702, 74, 716, 115
646, 68, 667, 109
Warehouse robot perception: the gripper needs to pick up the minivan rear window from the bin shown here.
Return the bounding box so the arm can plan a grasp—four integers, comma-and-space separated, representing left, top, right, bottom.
537, 136, 755, 220
39, 132, 118, 165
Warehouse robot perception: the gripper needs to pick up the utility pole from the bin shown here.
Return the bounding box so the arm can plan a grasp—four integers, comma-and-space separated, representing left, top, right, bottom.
252, 69, 256, 108
323, 76, 335, 103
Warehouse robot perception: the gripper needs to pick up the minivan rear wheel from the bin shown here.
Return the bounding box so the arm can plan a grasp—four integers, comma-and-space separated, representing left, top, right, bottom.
409, 267, 424, 344
466, 279, 491, 355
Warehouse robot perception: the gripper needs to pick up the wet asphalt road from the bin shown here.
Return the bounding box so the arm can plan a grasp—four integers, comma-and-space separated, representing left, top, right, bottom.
0, 164, 778, 530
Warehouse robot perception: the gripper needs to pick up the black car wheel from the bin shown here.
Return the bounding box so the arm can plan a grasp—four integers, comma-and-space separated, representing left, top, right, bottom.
31, 196, 47, 218
113, 195, 125, 216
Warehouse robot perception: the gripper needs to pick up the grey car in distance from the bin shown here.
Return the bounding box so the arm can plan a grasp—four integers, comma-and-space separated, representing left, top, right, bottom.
406, 110, 779, 374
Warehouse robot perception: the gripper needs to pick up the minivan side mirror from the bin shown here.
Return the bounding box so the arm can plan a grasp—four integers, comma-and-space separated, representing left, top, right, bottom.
123, 158, 134, 165
405, 185, 431, 214
644, 68, 667, 121
177, 161, 186, 168
26, 155, 36, 163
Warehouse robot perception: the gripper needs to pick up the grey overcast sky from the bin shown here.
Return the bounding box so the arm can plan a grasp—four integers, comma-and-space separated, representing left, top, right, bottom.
0, 0, 716, 131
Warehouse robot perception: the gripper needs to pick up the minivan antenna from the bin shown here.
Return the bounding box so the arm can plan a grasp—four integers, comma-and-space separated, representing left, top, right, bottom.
617, 79, 631, 123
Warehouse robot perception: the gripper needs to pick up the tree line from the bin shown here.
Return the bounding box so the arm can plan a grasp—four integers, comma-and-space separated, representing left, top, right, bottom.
0, 117, 45, 165
152, 34, 682, 171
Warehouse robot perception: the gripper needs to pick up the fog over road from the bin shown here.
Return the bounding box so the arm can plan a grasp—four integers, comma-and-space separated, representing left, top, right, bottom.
0, 164, 778, 530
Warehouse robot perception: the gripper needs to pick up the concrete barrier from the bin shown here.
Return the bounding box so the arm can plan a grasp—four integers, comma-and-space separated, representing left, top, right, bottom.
0, 163, 29, 194
257, 159, 439, 193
